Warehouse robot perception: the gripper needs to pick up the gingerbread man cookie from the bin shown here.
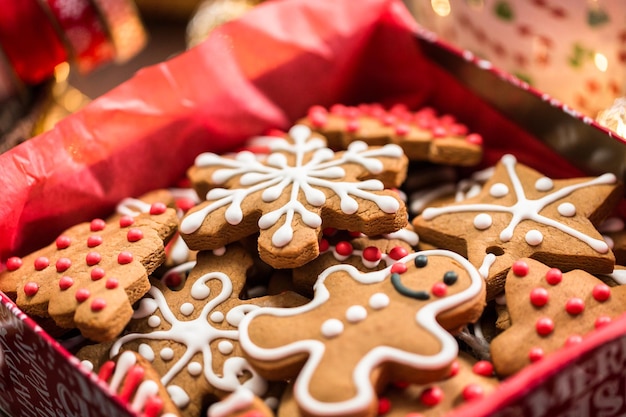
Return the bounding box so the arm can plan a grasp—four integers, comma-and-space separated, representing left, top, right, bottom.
298, 103, 483, 166
180, 124, 408, 269
2, 204, 177, 341
490, 258, 626, 377
78, 244, 306, 417
239, 249, 485, 417
413, 154, 622, 300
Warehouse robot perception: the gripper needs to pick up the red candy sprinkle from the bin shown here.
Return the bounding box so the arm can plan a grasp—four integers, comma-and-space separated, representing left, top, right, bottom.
346, 119, 360, 132
389, 246, 408, 260
86, 252, 102, 266
319, 238, 330, 252
462, 384, 484, 401
432, 126, 447, 138
176, 197, 196, 212
56, 235, 71, 249
395, 123, 410, 136
564, 335, 583, 347
90, 218, 106, 231
528, 347, 544, 362
362, 246, 382, 263
149, 202, 167, 215
565, 297, 585, 315
535, 317, 554, 336
118, 251, 134, 265
431, 282, 447, 297
75, 288, 91, 302
34, 257, 50, 270
308, 106, 328, 127
511, 260, 529, 277
55, 258, 72, 272
127, 228, 144, 242
105, 278, 119, 289
87, 235, 103, 248
545, 268, 562, 285
335, 241, 353, 257
322, 227, 337, 236
472, 361, 494, 376
23, 282, 39, 296
6, 257, 23, 271
119, 215, 134, 228
595, 316, 612, 329
592, 284, 611, 302
58, 276, 74, 290
377, 397, 391, 414
91, 267, 106, 281
449, 360, 460, 377
420, 386, 444, 406
529, 287, 549, 307
90, 298, 107, 312
466, 133, 483, 145
381, 114, 395, 126
390, 262, 407, 274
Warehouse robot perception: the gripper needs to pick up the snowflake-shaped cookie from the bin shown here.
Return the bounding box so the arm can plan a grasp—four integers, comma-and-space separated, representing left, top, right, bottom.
239, 250, 485, 417
78, 245, 306, 417
413, 154, 622, 300
180, 124, 408, 269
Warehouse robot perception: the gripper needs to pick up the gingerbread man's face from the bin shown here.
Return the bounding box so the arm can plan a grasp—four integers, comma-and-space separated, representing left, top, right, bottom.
239, 250, 485, 417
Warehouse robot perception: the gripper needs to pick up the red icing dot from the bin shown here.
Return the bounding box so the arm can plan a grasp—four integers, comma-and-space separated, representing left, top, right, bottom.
308, 106, 328, 127
329, 104, 346, 115
381, 114, 395, 126
420, 386, 444, 407
432, 126, 447, 138
55, 258, 72, 272
565, 297, 585, 315
389, 246, 408, 260
391, 262, 407, 274
6, 257, 23, 271
592, 284, 611, 302
511, 260, 529, 277
90, 298, 107, 312
595, 315, 612, 329
466, 133, 483, 145
105, 278, 119, 289
529, 347, 544, 362
118, 251, 134, 265
176, 197, 196, 212
564, 335, 583, 347
322, 227, 337, 236
536, 317, 554, 336
149, 202, 167, 215
449, 123, 469, 136
87, 235, 103, 248
34, 257, 50, 271
23, 282, 39, 297
472, 361, 494, 376
90, 218, 106, 232
530, 287, 549, 307
86, 252, 102, 266
119, 215, 134, 228
58, 276, 74, 290
75, 288, 91, 302
545, 268, 562, 285
318, 239, 329, 252
449, 360, 460, 377
346, 119, 360, 132
56, 235, 71, 249
462, 384, 484, 401
395, 123, 410, 136
362, 246, 382, 263
127, 228, 144, 242
377, 397, 391, 414
335, 241, 353, 257
431, 282, 447, 297
91, 267, 106, 281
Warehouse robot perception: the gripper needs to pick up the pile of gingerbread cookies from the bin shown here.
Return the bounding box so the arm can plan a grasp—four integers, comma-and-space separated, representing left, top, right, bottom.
1, 102, 624, 417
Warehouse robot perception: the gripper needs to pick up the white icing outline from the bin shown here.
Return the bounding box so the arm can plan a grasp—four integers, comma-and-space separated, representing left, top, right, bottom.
239, 249, 483, 415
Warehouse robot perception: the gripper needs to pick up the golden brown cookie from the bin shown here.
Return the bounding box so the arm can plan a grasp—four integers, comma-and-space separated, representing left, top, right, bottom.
180, 124, 408, 269
2, 204, 177, 341
412, 154, 622, 300
490, 258, 626, 377
240, 249, 485, 417
77, 244, 307, 417
298, 103, 483, 166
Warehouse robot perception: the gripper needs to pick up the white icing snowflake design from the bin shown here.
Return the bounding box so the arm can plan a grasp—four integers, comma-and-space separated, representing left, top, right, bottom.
180, 125, 404, 248
422, 154, 616, 253
109, 271, 266, 398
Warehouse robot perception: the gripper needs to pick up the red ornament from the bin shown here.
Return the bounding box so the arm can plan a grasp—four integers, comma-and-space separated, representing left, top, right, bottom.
90, 298, 107, 312
149, 202, 167, 215
535, 317, 554, 336
431, 282, 447, 297
86, 252, 102, 266
56, 235, 71, 249
23, 282, 39, 297
389, 246, 408, 260
511, 260, 529, 277
87, 235, 103, 248
58, 276, 74, 290
592, 284, 611, 302
127, 228, 144, 242
529, 287, 549, 307
75, 288, 91, 302
118, 251, 134, 265
462, 384, 484, 401
6, 256, 23, 271
55, 257, 72, 272
119, 215, 134, 228
565, 298, 585, 315
90, 218, 106, 232
545, 268, 562, 285
420, 386, 444, 407
528, 347, 544, 362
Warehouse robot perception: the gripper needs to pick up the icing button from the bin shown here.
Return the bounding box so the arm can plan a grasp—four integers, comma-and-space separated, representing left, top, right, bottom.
23, 282, 39, 297
545, 268, 563, 285
90, 219, 106, 231
119, 215, 134, 227
420, 386, 444, 406
58, 276, 74, 290
528, 347, 544, 363
462, 384, 484, 401
86, 252, 102, 266
34, 257, 50, 271
75, 288, 91, 303
592, 284, 611, 302
55, 235, 71, 249
149, 202, 167, 215
118, 251, 134, 265
511, 260, 529, 277
6, 256, 23, 271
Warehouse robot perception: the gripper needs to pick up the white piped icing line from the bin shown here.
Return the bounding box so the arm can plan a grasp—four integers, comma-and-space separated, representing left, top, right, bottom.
239, 249, 483, 416
422, 154, 615, 253
208, 387, 255, 417
180, 125, 404, 247
111, 269, 268, 400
